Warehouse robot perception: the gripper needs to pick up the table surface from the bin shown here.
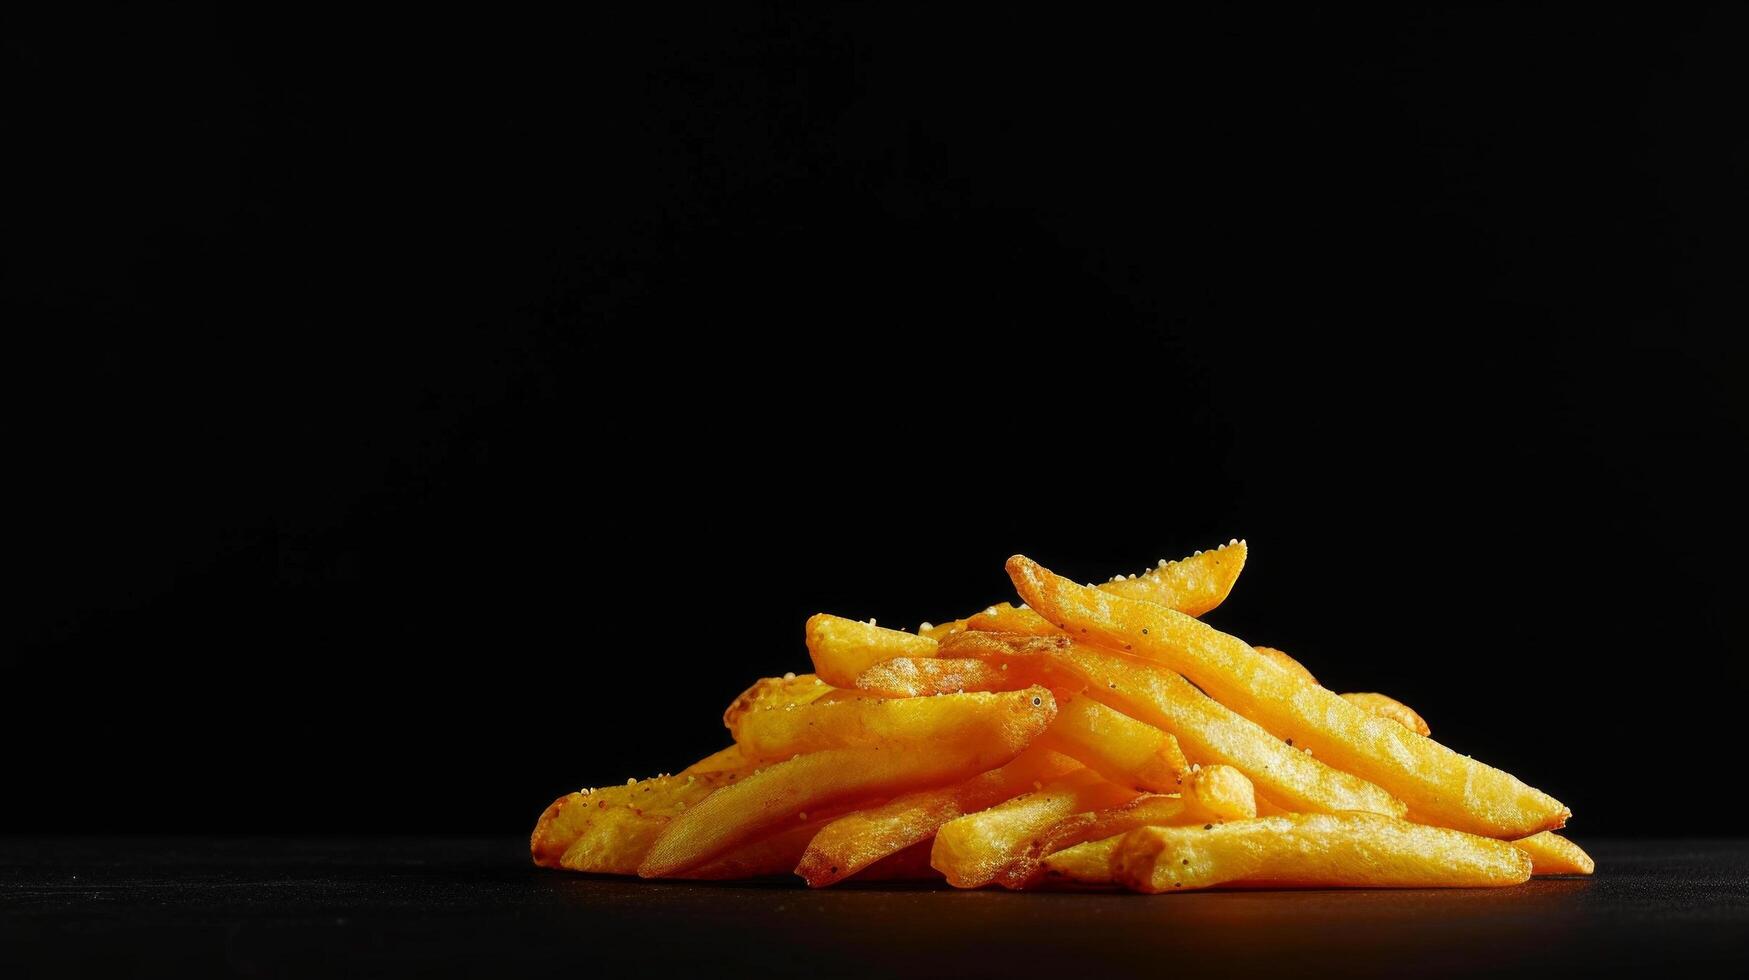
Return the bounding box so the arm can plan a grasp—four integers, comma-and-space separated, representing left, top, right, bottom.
3, 837, 1746, 977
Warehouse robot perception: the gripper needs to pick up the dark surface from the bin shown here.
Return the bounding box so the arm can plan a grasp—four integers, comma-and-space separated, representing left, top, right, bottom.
2, 838, 1744, 977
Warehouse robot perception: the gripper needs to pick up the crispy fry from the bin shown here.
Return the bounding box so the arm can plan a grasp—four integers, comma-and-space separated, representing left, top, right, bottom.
1096, 539, 1247, 616
968, 602, 1058, 635
806, 614, 940, 687
639, 687, 1057, 877
681, 817, 832, 881
531, 771, 743, 872
853, 657, 1045, 698
681, 743, 752, 775
931, 767, 1138, 889
1008, 555, 1568, 838
796, 746, 1081, 887
1037, 694, 1189, 793
1512, 832, 1595, 875
1255, 646, 1319, 687
734, 689, 1057, 759
918, 616, 973, 640
846, 839, 942, 881
942, 631, 1404, 818
1341, 692, 1432, 737
996, 764, 1256, 889
723, 674, 837, 741
1047, 813, 1532, 891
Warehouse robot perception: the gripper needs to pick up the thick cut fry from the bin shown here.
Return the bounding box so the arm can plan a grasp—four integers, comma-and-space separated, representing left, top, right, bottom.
806, 614, 940, 687
1096, 539, 1247, 616
531, 771, 742, 871
1255, 646, 1319, 687
931, 768, 1137, 889
723, 674, 837, 740
639, 687, 1057, 877
943, 631, 1404, 818
1513, 832, 1595, 875
996, 764, 1256, 889
854, 657, 1041, 697
1008, 555, 1568, 838
734, 689, 1056, 759
796, 746, 1081, 887
1341, 692, 1431, 737
1037, 695, 1189, 793
1047, 813, 1532, 891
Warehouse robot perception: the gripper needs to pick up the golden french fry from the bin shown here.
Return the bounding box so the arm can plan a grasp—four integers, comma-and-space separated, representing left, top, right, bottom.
795, 746, 1081, 887
846, 839, 941, 881
853, 657, 1048, 698
996, 764, 1256, 889
1008, 555, 1568, 838
734, 689, 1057, 759
1096, 539, 1247, 616
918, 616, 973, 640
681, 743, 752, 775
1512, 832, 1595, 875
968, 602, 1058, 634
942, 631, 1404, 818
931, 768, 1137, 889
680, 817, 831, 881
806, 614, 940, 687
639, 687, 1057, 878
723, 674, 837, 741
1341, 692, 1432, 737
1037, 694, 1189, 793
1047, 813, 1532, 891
531, 771, 742, 872
1255, 646, 1319, 687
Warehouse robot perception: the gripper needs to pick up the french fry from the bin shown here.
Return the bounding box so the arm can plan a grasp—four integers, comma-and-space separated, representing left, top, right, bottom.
942, 631, 1405, 818
681, 817, 833, 881
1008, 555, 1569, 838
1512, 832, 1595, 875
1341, 692, 1432, 737
1255, 646, 1319, 687
846, 839, 942, 882
1047, 813, 1532, 891
723, 674, 837, 741
1096, 539, 1247, 616
1037, 694, 1189, 793
795, 746, 1081, 887
918, 616, 973, 640
996, 764, 1256, 889
639, 687, 1057, 877
968, 602, 1058, 635
681, 743, 752, 775
931, 767, 1138, 889
733, 689, 1058, 759
853, 657, 1047, 698
806, 614, 940, 687
531, 771, 743, 872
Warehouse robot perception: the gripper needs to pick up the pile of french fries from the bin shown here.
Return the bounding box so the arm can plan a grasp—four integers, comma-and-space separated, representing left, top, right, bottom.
532, 542, 1592, 891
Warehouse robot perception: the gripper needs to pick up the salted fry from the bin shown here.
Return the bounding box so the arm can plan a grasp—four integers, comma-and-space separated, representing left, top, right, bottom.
639, 687, 1057, 877
805, 614, 940, 687
1047, 813, 1532, 891
931, 767, 1137, 889
796, 746, 1081, 887
996, 764, 1256, 889
1513, 832, 1595, 875
723, 674, 837, 741
942, 631, 1404, 818
1037, 694, 1189, 793
853, 657, 1049, 698
918, 616, 973, 640
1096, 539, 1247, 616
968, 602, 1058, 634
1255, 646, 1319, 687
1008, 555, 1569, 838
1341, 692, 1431, 737
531, 771, 743, 872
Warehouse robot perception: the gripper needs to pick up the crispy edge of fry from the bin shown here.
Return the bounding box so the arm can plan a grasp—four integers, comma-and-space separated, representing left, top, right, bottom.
941, 630, 1406, 818
1512, 831, 1596, 876
679, 816, 836, 881
1050, 813, 1532, 892
681, 743, 751, 775
1341, 692, 1432, 737
805, 614, 940, 687
996, 764, 1257, 889
795, 746, 1081, 887
1255, 646, 1319, 687
533, 771, 742, 871
968, 602, 1058, 634
918, 616, 973, 641
1008, 554, 1569, 838
723, 674, 837, 739
1097, 539, 1247, 617
931, 767, 1138, 890
639, 687, 1057, 878
854, 657, 1038, 698
1036, 694, 1190, 793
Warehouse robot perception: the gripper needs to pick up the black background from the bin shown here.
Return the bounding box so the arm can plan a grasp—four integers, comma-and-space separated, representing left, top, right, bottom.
9, 5, 1746, 839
